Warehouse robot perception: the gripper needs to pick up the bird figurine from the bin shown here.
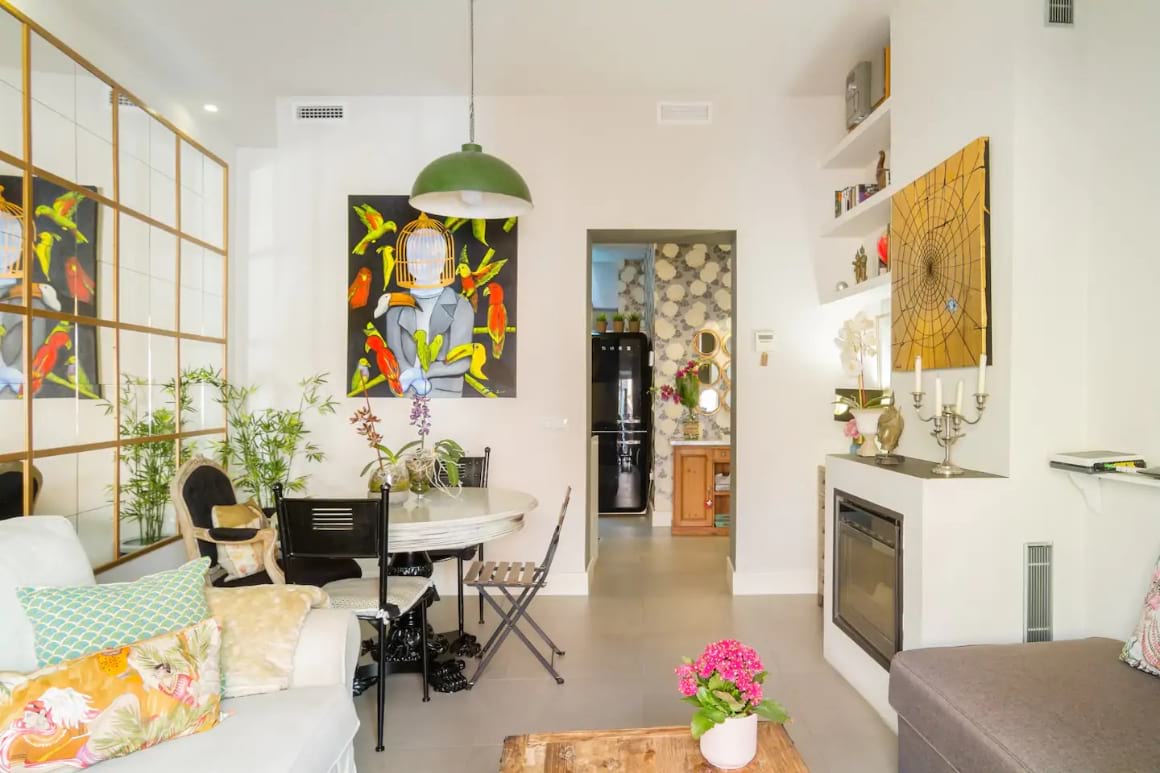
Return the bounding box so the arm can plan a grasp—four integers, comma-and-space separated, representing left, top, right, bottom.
33, 233, 60, 277
64, 257, 95, 303
362, 323, 403, 396
348, 267, 372, 309
351, 204, 396, 256
350, 357, 372, 394
484, 283, 508, 359
457, 245, 507, 312
876, 404, 905, 463
28, 321, 72, 396
375, 245, 395, 290
35, 191, 88, 244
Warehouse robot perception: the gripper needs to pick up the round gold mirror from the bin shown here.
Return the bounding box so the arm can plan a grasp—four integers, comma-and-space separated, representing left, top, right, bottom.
721, 358, 731, 387
698, 387, 720, 415
723, 334, 732, 356
723, 390, 731, 412
696, 359, 721, 386
693, 329, 721, 358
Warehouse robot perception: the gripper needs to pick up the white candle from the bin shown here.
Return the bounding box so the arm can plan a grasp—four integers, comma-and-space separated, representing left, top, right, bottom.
977, 353, 987, 395
934, 377, 943, 413
955, 380, 964, 414
914, 355, 922, 393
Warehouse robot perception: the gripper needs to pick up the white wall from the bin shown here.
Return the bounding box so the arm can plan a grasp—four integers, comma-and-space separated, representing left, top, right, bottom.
233, 94, 852, 595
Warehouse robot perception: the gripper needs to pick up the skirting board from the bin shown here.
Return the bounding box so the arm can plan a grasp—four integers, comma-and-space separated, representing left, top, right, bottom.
731, 569, 816, 595
652, 509, 672, 527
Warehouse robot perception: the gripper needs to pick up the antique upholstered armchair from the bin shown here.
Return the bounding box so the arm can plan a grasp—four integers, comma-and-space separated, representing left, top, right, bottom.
171, 456, 361, 588
0, 461, 41, 521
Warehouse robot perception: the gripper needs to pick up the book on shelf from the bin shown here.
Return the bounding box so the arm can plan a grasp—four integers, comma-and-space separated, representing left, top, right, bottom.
833, 184, 881, 217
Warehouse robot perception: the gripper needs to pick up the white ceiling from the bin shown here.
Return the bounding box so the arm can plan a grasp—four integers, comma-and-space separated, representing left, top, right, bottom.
64, 0, 890, 146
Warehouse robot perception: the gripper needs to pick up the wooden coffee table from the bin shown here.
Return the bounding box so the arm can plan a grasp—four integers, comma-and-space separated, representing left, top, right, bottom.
500, 723, 809, 772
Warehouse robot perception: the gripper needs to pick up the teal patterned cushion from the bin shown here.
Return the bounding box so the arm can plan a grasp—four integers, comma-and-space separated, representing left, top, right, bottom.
16, 557, 211, 667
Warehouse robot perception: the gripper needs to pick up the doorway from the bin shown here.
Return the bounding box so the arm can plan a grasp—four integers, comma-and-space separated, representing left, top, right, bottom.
585, 230, 737, 575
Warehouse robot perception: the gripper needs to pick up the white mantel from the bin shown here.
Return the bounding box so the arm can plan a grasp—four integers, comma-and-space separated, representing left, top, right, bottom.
823, 454, 1011, 728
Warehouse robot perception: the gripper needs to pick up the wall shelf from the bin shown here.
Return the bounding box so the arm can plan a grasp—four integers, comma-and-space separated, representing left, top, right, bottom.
1058, 468, 1160, 513
821, 99, 892, 170
823, 183, 895, 238
822, 272, 891, 306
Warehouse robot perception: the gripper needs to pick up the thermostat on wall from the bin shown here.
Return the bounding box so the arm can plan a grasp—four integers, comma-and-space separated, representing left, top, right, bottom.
754, 330, 775, 352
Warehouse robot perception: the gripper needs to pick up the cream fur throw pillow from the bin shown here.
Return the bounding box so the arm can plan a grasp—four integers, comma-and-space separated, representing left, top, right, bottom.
206, 585, 329, 698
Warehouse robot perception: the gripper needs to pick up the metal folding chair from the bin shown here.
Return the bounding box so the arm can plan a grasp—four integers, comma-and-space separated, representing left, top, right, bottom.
463, 486, 571, 686
274, 482, 431, 753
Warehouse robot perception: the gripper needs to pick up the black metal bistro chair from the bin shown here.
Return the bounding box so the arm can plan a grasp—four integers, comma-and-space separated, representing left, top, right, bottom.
274, 483, 432, 753
463, 486, 571, 687
429, 447, 491, 642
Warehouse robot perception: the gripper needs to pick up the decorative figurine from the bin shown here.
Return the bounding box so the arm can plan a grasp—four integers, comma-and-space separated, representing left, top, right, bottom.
877, 232, 889, 273
875, 403, 904, 464
876, 150, 889, 190
853, 246, 869, 283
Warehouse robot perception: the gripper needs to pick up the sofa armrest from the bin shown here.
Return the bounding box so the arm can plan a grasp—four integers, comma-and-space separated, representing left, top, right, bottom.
288, 607, 360, 690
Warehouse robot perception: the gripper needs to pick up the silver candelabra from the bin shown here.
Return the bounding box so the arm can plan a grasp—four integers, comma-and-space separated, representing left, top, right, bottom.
910, 390, 989, 476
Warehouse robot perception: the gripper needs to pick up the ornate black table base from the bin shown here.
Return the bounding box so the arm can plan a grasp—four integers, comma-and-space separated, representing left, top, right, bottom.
373, 550, 479, 693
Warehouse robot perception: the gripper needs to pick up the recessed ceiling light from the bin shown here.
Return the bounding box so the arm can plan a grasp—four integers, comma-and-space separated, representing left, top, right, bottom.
203, 103, 219, 113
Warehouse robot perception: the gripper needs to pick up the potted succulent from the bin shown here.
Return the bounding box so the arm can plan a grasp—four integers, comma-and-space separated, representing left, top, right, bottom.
627, 312, 641, 332
612, 313, 626, 333
594, 313, 608, 333
657, 361, 702, 440
833, 311, 891, 456
676, 639, 789, 769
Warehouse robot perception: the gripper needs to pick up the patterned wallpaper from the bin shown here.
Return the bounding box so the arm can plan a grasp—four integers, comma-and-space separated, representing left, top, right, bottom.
651, 243, 732, 511
617, 259, 649, 326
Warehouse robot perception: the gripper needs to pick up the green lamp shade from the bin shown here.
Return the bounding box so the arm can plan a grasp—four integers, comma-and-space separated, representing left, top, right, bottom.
410, 143, 533, 219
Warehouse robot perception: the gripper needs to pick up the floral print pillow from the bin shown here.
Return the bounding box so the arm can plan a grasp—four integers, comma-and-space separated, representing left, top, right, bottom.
0, 618, 221, 771
1121, 557, 1160, 677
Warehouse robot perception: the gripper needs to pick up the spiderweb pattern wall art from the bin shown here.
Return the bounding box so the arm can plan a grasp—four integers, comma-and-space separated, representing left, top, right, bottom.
890, 137, 991, 370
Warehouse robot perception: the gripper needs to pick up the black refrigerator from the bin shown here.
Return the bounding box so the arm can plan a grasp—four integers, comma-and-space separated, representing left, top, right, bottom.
591, 332, 652, 514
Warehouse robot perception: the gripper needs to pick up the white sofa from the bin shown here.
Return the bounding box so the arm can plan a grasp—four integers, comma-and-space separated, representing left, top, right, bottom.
0, 516, 362, 773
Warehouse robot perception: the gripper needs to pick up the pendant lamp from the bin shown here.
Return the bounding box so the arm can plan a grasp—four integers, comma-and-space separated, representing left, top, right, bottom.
409, 0, 533, 218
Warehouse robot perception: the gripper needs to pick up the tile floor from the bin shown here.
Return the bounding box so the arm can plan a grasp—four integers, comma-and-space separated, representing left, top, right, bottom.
354, 517, 897, 772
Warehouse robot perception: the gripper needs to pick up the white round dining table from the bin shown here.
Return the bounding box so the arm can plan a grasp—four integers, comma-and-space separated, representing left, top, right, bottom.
387, 487, 538, 553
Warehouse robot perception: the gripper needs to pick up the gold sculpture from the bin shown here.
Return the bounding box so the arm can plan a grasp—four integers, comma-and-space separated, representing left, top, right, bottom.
876, 403, 904, 463
853, 246, 869, 283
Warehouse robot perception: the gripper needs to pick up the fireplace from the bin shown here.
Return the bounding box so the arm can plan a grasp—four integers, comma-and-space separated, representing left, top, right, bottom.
833, 490, 902, 669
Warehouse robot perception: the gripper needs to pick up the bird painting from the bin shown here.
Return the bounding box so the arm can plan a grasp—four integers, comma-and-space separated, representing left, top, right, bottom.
484, 284, 508, 359
457, 245, 507, 312
33, 232, 60, 277
348, 267, 372, 309
375, 245, 395, 290
34, 191, 89, 244
64, 354, 97, 399
351, 204, 396, 256
28, 321, 72, 396
363, 323, 403, 396
64, 257, 95, 303
350, 357, 372, 394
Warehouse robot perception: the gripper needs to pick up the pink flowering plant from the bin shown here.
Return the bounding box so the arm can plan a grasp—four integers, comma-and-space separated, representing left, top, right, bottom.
675, 639, 789, 739
656, 360, 701, 419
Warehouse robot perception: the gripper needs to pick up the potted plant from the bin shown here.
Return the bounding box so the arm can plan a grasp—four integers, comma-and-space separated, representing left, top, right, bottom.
833, 311, 891, 456
400, 395, 464, 495
676, 639, 789, 769
627, 312, 641, 332
594, 313, 608, 333
612, 313, 626, 333
657, 360, 702, 440
350, 397, 412, 503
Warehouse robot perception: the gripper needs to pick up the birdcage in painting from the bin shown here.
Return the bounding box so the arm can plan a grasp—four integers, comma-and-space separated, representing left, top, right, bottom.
0, 183, 30, 297
395, 213, 454, 290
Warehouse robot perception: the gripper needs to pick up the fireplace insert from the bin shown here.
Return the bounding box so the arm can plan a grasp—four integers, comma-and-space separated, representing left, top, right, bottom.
833, 490, 902, 669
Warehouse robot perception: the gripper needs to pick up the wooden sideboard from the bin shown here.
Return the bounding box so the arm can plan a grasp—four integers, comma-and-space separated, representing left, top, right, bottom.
672, 442, 731, 536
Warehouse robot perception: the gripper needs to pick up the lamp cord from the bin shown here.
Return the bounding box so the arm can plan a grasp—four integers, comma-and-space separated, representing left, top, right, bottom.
468, 0, 475, 144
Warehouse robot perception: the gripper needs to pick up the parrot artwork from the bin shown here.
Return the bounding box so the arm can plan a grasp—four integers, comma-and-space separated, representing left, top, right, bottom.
484, 283, 508, 359
348, 267, 372, 309
33, 233, 60, 277
375, 245, 395, 290
351, 204, 396, 256
28, 321, 72, 396
34, 191, 89, 244
363, 323, 403, 396
64, 257, 96, 303
350, 357, 372, 394
64, 354, 97, 398
457, 245, 507, 312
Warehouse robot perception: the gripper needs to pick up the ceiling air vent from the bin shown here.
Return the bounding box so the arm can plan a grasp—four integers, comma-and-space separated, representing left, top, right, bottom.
657, 101, 712, 126
1046, 0, 1074, 26
294, 103, 347, 123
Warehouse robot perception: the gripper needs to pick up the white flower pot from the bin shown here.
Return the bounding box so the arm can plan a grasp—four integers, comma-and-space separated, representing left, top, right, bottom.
699, 714, 758, 770
851, 408, 884, 457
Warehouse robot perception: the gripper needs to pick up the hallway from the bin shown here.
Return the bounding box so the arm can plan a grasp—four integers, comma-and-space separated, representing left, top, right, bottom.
354, 519, 896, 772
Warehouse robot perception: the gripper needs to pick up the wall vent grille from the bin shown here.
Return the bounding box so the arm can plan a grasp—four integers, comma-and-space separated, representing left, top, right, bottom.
657, 101, 712, 126
1024, 542, 1053, 642
294, 104, 346, 122
1046, 0, 1074, 26
108, 91, 136, 107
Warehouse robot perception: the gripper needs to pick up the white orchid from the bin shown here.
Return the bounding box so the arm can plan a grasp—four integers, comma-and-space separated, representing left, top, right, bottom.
835, 311, 878, 377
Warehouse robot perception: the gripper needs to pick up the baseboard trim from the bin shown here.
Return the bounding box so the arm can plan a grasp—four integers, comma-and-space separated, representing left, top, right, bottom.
731, 569, 816, 595
651, 509, 672, 527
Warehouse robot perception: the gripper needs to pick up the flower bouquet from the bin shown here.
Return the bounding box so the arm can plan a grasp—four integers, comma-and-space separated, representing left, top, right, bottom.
676, 639, 789, 769
834, 312, 891, 453
658, 360, 702, 439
